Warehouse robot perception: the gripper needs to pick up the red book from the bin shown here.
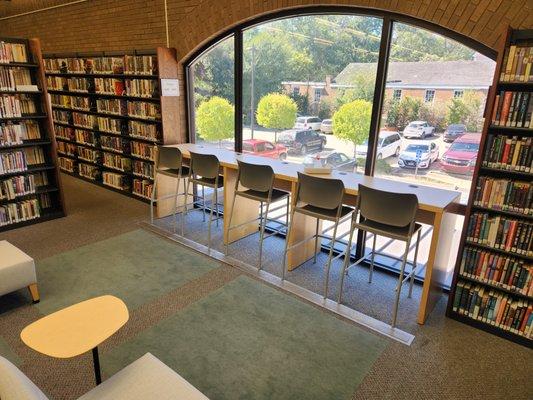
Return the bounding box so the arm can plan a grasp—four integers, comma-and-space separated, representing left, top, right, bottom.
520, 305, 532, 332
501, 137, 512, 165
114, 81, 125, 96
499, 92, 513, 125
505, 221, 518, 251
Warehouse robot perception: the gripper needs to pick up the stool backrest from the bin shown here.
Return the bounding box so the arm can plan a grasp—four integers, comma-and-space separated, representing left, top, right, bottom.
296, 172, 345, 210
237, 160, 274, 193
357, 184, 418, 228
189, 152, 220, 179
156, 146, 182, 170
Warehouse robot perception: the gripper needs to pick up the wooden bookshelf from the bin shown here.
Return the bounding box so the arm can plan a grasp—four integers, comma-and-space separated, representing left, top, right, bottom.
446, 28, 533, 348
0, 37, 65, 231
43, 48, 181, 203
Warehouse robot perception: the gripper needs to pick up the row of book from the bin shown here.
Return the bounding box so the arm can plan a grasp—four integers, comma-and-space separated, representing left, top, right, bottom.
132, 160, 154, 179
78, 147, 99, 163
44, 55, 157, 75
0, 147, 45, 175
482, 135, 532, 172
102, 171, 129, 190
453, 282, 532, 338
0, 67, 37, 91
133, 178, 153, 199
58, 157, 76, 172
131, 141, 155, 160
500, 44, 533, 83
79, 163, 99, 180
103, 153, 131, 172
459, 246, 532, 296
57, 141, 76, 156
466, 212, 532, 256
0, 95, 38, 118
47, 77, 157, 98
0, 42, 28, 64
473, 177, 531, 215
0, 121, 41, 147
491, 91, 533, 128
0, 198, 40, 227
0, 172, 49, 201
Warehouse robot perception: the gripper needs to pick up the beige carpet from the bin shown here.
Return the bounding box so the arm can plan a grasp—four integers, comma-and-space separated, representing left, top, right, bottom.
0, 173, 531, 400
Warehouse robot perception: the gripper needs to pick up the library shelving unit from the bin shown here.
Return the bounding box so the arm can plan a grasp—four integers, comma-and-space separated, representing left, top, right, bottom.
43, 47, 180, 203
0, 37, 65, 232
446, 28, 533, 348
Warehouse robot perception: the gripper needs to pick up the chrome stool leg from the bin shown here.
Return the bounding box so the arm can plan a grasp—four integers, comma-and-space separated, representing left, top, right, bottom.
409, 229, 422, 298
392, 240, 410, 328
258, 201, 270, 270
323, 219, 339, 300
150, 173, 158, 224
313, 218, 319, 264
172, 175, 180, 232
201, 186, 206, 222
224, 192, 238, 256
215, 189, 219, 227
338, 216, 356, 304
369, 234, 377, 283
281, 208, 296, 281
182, 178, 191, 237
207, 187, 216, 250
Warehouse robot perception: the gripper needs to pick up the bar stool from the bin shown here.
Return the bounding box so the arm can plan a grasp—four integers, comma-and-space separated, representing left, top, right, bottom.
150, 146, 189, 231
225, 160, 290, 269
182, 151, 223, 250
337, 184, 422, 328
282, 172, 353, 299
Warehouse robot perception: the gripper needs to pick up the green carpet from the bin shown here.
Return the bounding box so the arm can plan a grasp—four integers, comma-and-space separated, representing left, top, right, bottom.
34, 229, 219, 314
102, 276, 387, 400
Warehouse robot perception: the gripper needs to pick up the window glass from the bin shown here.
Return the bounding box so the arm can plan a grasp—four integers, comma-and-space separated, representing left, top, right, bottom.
424, 90, 435, 103
242, 15, 383, 170
189, 36, 235, 148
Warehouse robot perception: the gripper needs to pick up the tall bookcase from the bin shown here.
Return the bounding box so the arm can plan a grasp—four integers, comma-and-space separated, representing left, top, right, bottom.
446, 29, 533, 348
0, 37, 65, 232
43, 47, 180, 203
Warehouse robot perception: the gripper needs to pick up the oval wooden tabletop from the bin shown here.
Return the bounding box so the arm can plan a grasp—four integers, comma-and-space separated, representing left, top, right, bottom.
20, 295, 129, 358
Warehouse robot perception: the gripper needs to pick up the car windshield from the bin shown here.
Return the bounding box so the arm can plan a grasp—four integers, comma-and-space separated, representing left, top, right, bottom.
278, 131, 296, 141
296, 117, 306, 123
242, 143, 254, 152
449, 142, 479, 152
322, 120, 331, 125
405, 144, 429, 152
361, 138, 383, 146
448, 125, 464, 131
408, 123, 422, 128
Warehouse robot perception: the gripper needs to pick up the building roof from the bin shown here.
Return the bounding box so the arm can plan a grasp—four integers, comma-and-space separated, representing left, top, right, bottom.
335, 57, 495, 90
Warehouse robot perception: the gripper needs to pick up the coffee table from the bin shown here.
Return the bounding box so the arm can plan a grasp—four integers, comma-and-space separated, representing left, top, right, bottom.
20, 295, 129, 385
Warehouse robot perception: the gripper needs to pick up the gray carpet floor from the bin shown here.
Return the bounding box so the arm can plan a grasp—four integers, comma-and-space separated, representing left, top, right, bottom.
1, 173, 532, 400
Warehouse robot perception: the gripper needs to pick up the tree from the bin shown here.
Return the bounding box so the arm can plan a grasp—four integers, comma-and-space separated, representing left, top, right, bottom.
256, 93, 297, 140
332, 99, 372, 161
196, 96, 234, 146
336, 72, 376, 107
446, 91, 483, 132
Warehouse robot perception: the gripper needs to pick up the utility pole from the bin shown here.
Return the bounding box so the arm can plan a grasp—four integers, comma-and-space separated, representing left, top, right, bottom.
250, 45, 255, 139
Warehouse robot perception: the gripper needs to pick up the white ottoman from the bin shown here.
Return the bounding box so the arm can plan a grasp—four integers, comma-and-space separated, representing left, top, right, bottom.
0, 241, 39, 303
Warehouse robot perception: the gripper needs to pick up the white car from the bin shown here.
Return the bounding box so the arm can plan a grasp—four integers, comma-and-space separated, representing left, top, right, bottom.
356, 131, 402, 159
398, 142, 439, 169
403, 121, 435, 139
294, 116, 322, 131
320, 119, 333, 134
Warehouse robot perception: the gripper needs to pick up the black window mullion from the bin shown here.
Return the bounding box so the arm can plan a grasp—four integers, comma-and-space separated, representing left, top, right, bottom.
234, 30, 243, 153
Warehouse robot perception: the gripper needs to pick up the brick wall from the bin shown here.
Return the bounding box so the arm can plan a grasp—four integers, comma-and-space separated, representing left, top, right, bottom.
1, 0, 531, 137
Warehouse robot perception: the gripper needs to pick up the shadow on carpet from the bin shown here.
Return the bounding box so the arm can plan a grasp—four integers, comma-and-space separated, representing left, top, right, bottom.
102, 275, 388, 400
34, 229, 219, 314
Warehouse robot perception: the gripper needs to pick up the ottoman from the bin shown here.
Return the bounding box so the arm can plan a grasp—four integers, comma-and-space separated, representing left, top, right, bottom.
0, 241, 39, 303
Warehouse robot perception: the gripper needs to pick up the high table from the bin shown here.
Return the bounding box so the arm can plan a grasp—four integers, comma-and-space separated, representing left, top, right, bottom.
157, 143, 460, 325
20, 295, 129, 385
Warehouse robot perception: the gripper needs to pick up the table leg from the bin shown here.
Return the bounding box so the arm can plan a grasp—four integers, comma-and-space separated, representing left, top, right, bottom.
92, 346, 102, 385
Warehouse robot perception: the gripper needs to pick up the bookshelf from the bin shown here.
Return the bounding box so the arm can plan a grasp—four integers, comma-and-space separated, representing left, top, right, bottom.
43, 48, 181, 203
446, 28, 533, 348
0, 37, 65, 232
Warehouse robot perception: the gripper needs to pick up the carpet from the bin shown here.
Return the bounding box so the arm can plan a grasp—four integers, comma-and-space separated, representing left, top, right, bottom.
34, 229, 219, 314
102, 275, 387, 400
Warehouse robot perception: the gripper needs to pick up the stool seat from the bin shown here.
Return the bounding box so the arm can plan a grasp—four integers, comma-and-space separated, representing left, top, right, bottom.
189, 175, 224, 188
356, 220, 422, 241
157, 166, 189, 178
237, 188, 289, 203
296, 204, 353, 221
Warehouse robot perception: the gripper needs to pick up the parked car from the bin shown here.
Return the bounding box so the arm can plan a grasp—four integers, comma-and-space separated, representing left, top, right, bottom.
356, 131, 402, 159
277, 129, 326, 155
242, 139, 287, 160
398, 142, 439, 169
320, 119, 333, 134
308, 151, 357, 172
294, 116, 322, 131
443, 124, 467, 143
440, 133, 480, 174
403, 121, 435, 139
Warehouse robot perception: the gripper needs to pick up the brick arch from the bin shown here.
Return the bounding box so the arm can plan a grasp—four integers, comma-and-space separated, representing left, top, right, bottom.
169, 0, 531, 64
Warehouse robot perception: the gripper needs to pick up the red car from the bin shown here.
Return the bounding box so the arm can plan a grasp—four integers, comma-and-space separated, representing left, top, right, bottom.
440, 133, 481, 174
242, 139, 287, 160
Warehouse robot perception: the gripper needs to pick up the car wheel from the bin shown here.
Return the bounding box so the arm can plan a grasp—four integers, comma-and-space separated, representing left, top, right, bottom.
421, 132, 426, 139
300, 145, 307, 155
395, 147, 400, 156
279, 152, 287, 161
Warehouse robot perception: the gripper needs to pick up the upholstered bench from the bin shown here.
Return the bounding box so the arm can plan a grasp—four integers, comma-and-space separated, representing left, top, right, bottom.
0, 353, 209, 400
0, 241, 39, 303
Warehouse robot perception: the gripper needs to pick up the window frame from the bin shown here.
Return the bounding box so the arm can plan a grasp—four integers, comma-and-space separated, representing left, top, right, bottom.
392, 89, 402, 100
454, 89, 464, 98
424, 89, 436, 103
184, 5, 497, 214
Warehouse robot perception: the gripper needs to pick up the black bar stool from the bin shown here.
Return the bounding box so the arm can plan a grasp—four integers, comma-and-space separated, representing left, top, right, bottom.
225, 160, 290, 269
282, 172, 353, 299
150, 147, 189, 231
182, 151, 223, 250
338, 184, 422, 328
